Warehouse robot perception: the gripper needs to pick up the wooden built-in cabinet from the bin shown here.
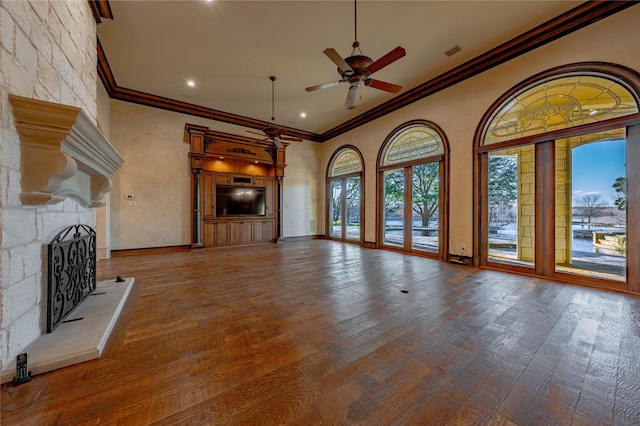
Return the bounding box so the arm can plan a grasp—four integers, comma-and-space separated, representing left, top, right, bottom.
186, 123, 290, 249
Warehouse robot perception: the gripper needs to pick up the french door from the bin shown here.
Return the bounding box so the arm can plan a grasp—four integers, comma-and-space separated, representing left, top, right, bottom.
329, 176, 361, 242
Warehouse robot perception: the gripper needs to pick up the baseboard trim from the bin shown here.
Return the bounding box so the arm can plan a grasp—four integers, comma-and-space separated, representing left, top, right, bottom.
110, 245, 192, 257
282, 234, 326, 243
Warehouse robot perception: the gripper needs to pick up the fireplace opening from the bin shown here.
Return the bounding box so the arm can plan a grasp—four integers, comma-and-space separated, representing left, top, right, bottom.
47, 225, 97, 333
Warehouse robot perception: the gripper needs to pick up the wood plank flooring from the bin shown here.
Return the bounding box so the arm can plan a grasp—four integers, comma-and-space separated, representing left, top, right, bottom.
2, 240, 640, 425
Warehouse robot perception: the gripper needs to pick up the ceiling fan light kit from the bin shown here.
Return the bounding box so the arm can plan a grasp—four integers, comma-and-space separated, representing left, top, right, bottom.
305, 0, 406, 109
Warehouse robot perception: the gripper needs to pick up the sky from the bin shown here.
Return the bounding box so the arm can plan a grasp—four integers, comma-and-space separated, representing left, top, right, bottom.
572, 139, 626, 206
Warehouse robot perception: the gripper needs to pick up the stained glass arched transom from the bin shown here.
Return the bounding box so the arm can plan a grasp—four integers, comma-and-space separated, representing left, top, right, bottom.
484, 74, 639, 145
381, 125, 444, 166
329, 148, 362, 177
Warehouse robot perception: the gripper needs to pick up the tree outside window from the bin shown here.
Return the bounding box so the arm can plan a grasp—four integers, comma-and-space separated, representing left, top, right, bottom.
488, 156, 518, 231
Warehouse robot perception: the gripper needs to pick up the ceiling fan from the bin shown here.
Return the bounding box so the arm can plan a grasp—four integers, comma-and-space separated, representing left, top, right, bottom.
305, 0, 406, 109
247, 76, 303, 144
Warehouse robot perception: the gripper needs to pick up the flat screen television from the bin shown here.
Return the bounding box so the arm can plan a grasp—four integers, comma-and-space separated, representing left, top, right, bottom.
216, 185, 266, 216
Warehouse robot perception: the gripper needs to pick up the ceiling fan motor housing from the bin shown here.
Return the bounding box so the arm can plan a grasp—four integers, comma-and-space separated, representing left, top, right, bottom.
340, 55, 374, 83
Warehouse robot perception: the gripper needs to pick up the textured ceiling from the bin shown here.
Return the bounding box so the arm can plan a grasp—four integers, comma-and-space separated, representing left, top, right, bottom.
97, 1, 581, 137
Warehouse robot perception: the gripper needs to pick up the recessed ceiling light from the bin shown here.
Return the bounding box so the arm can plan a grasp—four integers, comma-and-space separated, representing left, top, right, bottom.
187, 80, 196, 87
300, 112, 307, 118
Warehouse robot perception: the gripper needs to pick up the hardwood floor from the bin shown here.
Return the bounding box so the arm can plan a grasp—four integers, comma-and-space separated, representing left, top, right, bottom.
2, 240, 640, 425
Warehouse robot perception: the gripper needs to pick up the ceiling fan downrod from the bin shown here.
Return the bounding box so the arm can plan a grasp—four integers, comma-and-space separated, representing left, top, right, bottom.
270, 75, 276, 124
352, 0, 362, 55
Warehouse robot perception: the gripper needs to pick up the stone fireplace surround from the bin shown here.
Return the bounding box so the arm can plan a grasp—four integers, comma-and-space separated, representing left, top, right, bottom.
0, 96, 129, 383
8, 95, 123, 207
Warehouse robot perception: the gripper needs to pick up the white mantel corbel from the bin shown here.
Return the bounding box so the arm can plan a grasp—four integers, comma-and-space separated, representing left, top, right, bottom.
9, 95, 124, 207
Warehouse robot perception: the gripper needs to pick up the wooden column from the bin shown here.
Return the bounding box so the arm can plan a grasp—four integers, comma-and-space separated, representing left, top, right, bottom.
192, 169, 202, 247
187, 125, 206, 248
275, 143, 287, 243
276, 176, 285, 243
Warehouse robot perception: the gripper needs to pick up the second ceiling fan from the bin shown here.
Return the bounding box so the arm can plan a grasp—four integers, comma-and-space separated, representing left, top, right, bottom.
248, 76, 303, 144
305, 0, 406, 109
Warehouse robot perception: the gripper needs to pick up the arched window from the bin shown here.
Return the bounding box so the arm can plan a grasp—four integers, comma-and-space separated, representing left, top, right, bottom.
475, 63, 640, 293
327, 146, 363, 243
484, 74, 638, 145
377, 121, 449, 259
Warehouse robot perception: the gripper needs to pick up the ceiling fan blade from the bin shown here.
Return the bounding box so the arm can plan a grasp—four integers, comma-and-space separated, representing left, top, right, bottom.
305, 80, 344, 92
365, 79, 402, 93
274, 128, 286, 137
364, 46, 406, 76
281, 136, 303, 142
345, 84, 358, 110
323, 48, 353, 75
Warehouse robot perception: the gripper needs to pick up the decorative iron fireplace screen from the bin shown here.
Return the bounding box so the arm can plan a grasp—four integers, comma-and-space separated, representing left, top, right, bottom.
47, 224, 97, 332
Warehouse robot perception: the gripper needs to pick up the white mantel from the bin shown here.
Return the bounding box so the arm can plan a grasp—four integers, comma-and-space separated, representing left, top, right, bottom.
9, 95, 124, 207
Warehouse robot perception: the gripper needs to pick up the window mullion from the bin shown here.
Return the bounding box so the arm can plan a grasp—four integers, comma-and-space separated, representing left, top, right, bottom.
627, 124, 640, 292
404, 167, 413, 250
535, 141, 555, 277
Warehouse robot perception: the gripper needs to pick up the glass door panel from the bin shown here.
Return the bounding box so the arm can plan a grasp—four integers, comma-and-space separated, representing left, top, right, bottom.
345, 177, 361, 241
383, 169, 404, 247
555, 130, 626, 281
411, 163, 439, 253
329, 180, 342, 238
487, 147, 534, 267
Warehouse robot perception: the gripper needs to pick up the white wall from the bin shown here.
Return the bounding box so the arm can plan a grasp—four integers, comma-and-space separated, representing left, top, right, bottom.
282, 141, 323, 238
315, 6, 640, 256
0, 0, 98, 370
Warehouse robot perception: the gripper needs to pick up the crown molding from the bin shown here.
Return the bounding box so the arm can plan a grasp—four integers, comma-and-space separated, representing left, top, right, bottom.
319, 1, 638, 141
95, 39, 320, 143
88, 0, 113, 24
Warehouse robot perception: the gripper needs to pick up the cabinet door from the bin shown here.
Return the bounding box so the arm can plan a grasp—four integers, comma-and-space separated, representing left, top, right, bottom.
203, 221, 230, 247
216, 222, 230, 246
263, 219, 274, 242
216, 174, 230, 184
265, 178, 276, 218
229, 221, 243, 245
254, 220, 265, 243
242, 221, 253, 244
254, 220, 275, 243
230, 221, 254, 245
203, 221, 215, 246
202, 172, 215, 219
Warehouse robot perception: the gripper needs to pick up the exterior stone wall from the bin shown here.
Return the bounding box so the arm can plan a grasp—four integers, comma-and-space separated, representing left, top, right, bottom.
0, 0, 97, 370
555, 139, 571, 265
518, 145, 535, 262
